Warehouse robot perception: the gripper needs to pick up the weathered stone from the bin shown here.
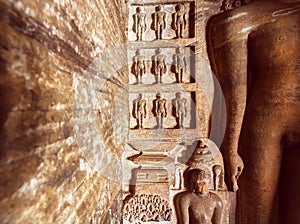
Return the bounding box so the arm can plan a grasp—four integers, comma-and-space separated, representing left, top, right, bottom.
0, 0, 127, 223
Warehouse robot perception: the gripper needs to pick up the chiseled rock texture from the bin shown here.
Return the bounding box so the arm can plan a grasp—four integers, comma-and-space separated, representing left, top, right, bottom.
0, 0, 127, 223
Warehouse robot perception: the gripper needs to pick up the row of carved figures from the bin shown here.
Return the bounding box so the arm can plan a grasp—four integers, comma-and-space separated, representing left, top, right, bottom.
132, 92, 188, 129
132, 47, 190, 84
133, 4, 189, 40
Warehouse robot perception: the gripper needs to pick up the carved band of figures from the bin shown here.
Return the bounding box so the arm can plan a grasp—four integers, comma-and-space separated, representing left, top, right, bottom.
132, 92, 188, 129
132, 47, 188, 84
133, 4, 188, 41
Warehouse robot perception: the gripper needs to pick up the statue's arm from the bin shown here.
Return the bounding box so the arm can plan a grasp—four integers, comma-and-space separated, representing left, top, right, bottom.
179, 196, 189, 224
143, 101, 147, 117
207, 16, 247, 191
133, 101, 137, 118
164, 100, 167, 117
212, 195, 223, 224
142, 57, 146, 73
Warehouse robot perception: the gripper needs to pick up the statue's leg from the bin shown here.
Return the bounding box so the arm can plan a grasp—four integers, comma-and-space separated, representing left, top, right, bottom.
180, 25, 183, 38
138, 113, 141, 128
139, 28, 142, 41
138, 70, 142, 84
179, 113, 183, 128
159, 71, 162, 83
140, 114, 143, 128
159, 26, 162, 39
237, 110, 284, 224
179, 68, 183, 83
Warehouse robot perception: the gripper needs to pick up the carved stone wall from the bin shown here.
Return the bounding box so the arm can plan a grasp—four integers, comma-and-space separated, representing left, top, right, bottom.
0, 0, 243, 223
122, 0, 235, 223
0, 0, 127, 223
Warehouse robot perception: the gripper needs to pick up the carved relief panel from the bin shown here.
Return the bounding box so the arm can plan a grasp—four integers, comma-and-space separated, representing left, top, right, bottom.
129, 91, 196, 130
123, 0, 234, 223
128, 46, 196, 85
128, 1, 195, 42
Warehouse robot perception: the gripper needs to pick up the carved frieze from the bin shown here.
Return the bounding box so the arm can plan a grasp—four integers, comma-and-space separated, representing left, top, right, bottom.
123, 1, 232, 223
123, 194, 172, 223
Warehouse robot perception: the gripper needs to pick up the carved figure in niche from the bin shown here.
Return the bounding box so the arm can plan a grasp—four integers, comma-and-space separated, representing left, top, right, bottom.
133, 94, 147, 129
174, 4, 186, 38
153, 93, 167, 129
176, 169, 223, 224
133, 49, 146, 84
154, 48, 166, 83
207, 1, 300, 223
172, 164, 182, 190
154, 5, 166, 39
133, 7, 147, 41
174, 47, 187, 83
213, 165, 224, 191
174, 92, 187, 128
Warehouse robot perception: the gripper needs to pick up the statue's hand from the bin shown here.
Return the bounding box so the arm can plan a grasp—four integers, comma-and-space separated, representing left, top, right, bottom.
225, 153, 244, 192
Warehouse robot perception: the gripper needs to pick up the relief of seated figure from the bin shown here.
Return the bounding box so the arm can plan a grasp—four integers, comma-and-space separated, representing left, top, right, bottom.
175, 168, 223, 224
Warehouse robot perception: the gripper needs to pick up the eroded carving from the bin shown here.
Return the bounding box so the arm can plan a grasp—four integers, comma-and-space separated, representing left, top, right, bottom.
133, 94, 147, 129
187, 141, 214, 167
174, 92, 187, 129
171, 164, 183, 190
153, 92, 167, 129
133, 7, 147, 41
213, 165, 224, 191
154, 5, 166, 40
123, 194, 172, 223
154, 48, 166, 83
133, 49, 146, 84
174, 4, 187, 38
174, 47, 187, 83
176, 169, 223, 224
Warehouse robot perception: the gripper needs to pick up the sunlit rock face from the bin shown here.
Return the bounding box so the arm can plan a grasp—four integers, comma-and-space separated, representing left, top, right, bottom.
0, 0, 127, 223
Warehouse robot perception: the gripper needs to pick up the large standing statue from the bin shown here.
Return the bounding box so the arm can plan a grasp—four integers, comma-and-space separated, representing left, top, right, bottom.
133, 7, 147, 41
207, 1, 300, 223
154, 5, 166, 40
177, 169, 223, 224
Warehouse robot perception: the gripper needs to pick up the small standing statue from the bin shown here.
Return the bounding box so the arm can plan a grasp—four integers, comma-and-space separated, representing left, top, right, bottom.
175, 92, 187, 128
133, 49, 146, 84
174, 47, 187, 83
154, 48, 166, 83
177, 169, 223, 224
133, 7, 147, 41
213, 165, 224, 191
174, 4, 186, 38
172, 165, 182, 190
153, 93, 167, 129
154, 5, 166, 40
133, 94, 147, 129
